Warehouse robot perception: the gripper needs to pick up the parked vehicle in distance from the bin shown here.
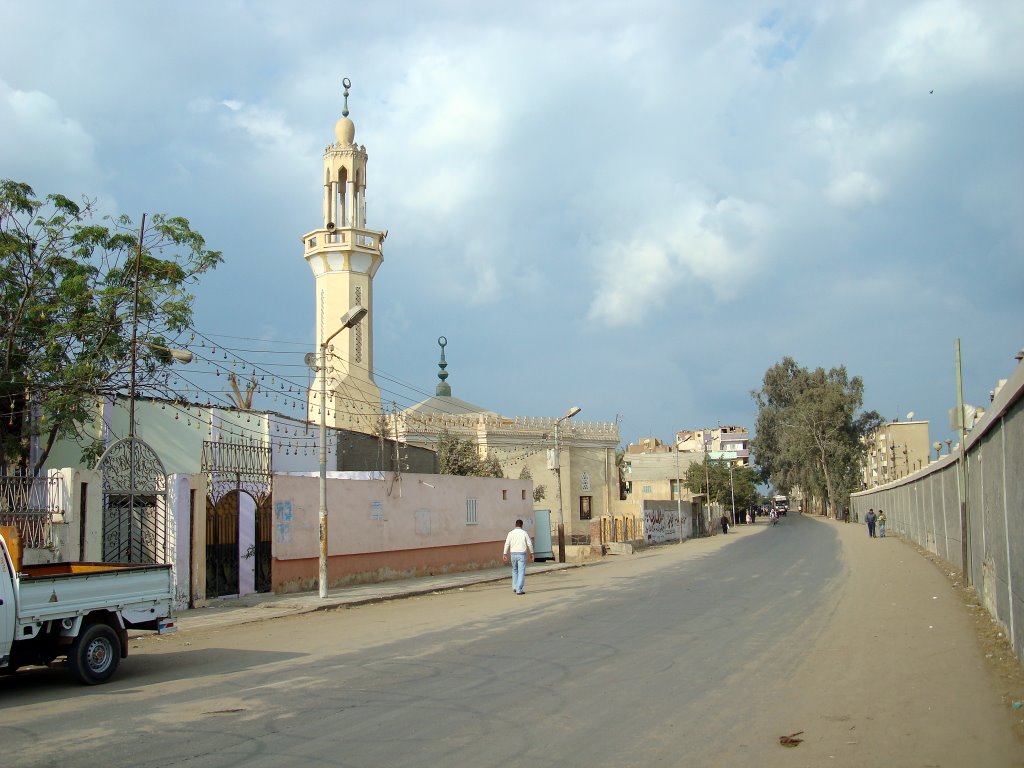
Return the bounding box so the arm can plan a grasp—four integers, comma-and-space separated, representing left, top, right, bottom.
0, 526, 176, 685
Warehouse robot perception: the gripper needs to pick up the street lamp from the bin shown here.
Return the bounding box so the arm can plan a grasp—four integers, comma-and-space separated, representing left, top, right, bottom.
553, 405, 581, 564
142, 340, 193, 364
674, 441, 683, 543
703, 434, 712, 535
728, 459, 736, 524
317, 304, 368, 599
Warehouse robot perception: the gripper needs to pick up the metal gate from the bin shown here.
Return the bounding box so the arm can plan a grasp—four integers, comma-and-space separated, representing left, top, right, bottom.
255, 496, 272, 593
206, 489, 240, 597
202, 440, 272, 595
95, 436, 169, 564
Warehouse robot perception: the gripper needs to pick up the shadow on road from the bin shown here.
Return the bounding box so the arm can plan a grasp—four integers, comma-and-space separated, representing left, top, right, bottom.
0, 647, 305, 703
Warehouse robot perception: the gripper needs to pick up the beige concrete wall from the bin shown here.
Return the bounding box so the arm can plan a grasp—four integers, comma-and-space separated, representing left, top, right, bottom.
491, 441, 617, 537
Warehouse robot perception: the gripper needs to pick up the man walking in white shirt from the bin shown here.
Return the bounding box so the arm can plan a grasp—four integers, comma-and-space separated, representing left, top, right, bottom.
502, 519, 534, 595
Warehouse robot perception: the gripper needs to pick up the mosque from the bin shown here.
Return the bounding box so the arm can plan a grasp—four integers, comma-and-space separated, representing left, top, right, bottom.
21, 81, 623, 597
303, 81, 621, 538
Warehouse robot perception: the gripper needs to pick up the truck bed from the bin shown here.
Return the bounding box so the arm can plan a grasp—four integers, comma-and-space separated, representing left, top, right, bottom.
16, 561, 175, 626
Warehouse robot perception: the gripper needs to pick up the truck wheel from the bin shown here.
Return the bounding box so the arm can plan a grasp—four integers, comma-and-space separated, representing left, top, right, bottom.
69, 624, 121, 685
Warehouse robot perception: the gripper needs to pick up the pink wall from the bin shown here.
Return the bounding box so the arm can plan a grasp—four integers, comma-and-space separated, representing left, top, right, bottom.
271, 472, 532, 591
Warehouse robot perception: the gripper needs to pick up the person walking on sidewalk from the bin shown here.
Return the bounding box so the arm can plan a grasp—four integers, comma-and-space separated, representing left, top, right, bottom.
877, 509, 887, 538
502, 519, 534, 595
865, 508, 877, 538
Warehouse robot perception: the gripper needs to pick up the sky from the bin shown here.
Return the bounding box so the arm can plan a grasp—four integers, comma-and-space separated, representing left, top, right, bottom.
1, 0, 1022, 450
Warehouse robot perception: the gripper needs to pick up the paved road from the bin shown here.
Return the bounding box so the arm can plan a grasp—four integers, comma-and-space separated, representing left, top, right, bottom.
2, 516, 1021, 767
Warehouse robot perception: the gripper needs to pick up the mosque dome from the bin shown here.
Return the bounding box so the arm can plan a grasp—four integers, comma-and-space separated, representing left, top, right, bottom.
334, 116, 355, 145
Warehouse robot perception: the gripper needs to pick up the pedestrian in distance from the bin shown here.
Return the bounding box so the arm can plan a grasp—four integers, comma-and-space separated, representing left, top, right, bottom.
502, 519, 534, 595
720, 514, 729, 535
865, 508, 877, 538
877, 509, 887, 538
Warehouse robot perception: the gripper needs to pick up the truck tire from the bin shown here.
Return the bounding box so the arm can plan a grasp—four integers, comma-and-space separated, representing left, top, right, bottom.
69, 623, 121, 685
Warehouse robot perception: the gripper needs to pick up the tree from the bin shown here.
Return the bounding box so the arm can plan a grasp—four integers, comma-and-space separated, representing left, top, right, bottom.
0, 180, 222, 474
682, 454, 760, 512
751, 357, 882, 517
518, 465, 545, 502
435, 430, 503, 478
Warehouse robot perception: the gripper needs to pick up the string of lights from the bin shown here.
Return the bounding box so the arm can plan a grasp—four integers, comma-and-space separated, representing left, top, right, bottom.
7, 316, 612, 461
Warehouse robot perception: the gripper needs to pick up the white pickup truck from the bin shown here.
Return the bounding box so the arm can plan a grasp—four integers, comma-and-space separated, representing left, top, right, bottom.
0, 526, 176, 684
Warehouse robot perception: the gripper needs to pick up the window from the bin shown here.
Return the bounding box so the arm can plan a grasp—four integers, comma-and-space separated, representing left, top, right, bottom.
580, 472, 591, 492
521, 489, 527, 500
502, 489, 508, 501
579, 496, 592, 520
466, 498, 478, 525
642, 484, 652, 494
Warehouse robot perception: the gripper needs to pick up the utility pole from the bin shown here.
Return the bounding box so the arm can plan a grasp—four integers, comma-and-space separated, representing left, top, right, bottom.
729, 459, 736, 524
703, 435, 711, 535
552, 406, 581, 563
955, 338, 970, 586
674, 442, 683, 543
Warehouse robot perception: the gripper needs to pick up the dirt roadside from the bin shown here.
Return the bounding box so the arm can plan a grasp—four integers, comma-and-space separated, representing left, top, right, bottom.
745, 515, 1024, 768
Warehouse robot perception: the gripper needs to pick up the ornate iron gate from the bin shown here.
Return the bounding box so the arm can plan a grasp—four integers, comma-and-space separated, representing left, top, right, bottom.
255, 496, 272, 593
202, 440, 272, 596
95, 436, 169, 564
206, 489, 240, 597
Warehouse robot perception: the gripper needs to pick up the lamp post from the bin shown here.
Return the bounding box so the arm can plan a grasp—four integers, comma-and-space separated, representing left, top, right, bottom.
728, 458, 736, 524
703, 434, 712, 535
125, 215, 192, 563
317, 305, 368, 599
674, 441, 683, 543
553, 405, 581, 564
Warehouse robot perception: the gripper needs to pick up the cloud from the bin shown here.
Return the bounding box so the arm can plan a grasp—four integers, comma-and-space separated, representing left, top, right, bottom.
0, 78, 102, 187
876, 0, 1007, 83
826, 170, 885, 207
586, 193, 770, 327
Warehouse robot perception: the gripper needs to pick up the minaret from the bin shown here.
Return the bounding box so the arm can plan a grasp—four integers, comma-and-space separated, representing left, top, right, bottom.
303, 78, 384, 432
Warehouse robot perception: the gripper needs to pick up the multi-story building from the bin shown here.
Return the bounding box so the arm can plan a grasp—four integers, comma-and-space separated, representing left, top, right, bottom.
621, 438, 701, 503
676, 425, 750, 465
861, 420, 931, 488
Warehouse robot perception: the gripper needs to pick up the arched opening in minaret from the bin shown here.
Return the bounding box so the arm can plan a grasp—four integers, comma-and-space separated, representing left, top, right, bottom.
342, 167, 354, 228
355, 169, 365, 228
335, 167, 350, 228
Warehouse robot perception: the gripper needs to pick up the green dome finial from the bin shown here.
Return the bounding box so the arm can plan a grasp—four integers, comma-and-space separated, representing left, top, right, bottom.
435, 336, 452, 396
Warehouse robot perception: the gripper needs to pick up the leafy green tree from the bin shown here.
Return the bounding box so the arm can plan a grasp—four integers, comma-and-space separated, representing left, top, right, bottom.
436, 430, 503, 478
682, 454, 760, 512
751, 357, 882, 517
0, 180, 222, 474
481, 452, 504, 479
518, 465, 545, 501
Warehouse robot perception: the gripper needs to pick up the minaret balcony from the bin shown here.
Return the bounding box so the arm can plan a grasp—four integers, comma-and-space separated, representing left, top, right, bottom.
304, 226, 382, 253
303, 226, 383, 277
